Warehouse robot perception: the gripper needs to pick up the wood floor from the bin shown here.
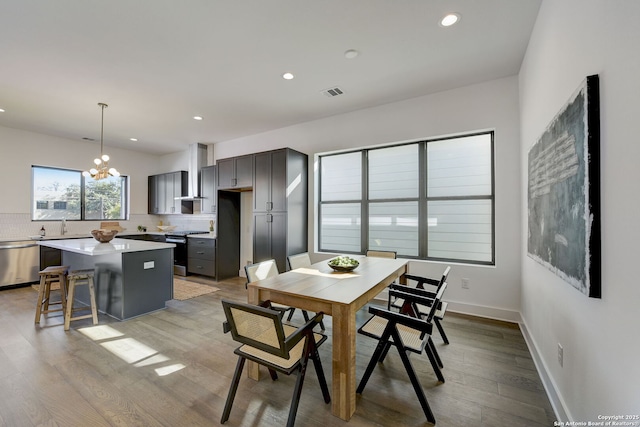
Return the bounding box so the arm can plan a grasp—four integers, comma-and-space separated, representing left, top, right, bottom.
0, 275, 556, 427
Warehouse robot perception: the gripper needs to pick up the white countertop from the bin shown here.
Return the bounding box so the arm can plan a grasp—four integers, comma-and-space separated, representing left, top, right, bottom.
187, 233, 216, 239
38, 238, 175, 256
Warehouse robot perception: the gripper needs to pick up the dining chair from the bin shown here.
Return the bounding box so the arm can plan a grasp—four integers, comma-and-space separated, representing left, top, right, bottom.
245, 259, 310, 325
287, 252, 312, 270
390, 265, 452, 344
220, 299, 330, 427
365, 249, 397, 259
356, 282, 448, 424
286, 253, 326, 330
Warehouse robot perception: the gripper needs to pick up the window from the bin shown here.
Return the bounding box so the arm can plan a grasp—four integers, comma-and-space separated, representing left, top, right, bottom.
318, 131, 494, 265
32, 166, 128, 221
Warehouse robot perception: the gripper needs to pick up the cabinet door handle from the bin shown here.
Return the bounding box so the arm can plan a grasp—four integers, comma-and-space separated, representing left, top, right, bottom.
232, 178, 237, 187
197, 251, 205, 255
267, 214, 273, 223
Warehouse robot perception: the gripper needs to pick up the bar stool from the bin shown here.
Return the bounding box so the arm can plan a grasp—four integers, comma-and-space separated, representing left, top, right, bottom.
35, 265, 69, 324
65, 269, 99, 331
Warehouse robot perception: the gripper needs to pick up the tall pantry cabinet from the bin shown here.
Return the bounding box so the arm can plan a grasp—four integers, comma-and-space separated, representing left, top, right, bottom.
252, 149, 307, 273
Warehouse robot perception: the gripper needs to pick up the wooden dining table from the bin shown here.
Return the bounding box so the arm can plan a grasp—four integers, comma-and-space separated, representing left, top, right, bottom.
246, 256, 408, 421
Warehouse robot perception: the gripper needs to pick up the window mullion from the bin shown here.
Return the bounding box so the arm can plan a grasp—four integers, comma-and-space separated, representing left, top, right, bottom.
419, 142, 428, 259
361, 151, 368, 254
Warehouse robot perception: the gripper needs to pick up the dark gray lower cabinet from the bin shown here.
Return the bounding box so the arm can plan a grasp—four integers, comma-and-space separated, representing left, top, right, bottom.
40, 246, 62, 270
188, 237, 216, 277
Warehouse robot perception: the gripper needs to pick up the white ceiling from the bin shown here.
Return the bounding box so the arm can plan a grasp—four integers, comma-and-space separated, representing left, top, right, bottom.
0, 0, 541, 155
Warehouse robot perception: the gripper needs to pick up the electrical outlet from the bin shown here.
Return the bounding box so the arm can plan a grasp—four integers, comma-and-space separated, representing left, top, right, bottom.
461, 278, 470, 289
558, 343, 564, 367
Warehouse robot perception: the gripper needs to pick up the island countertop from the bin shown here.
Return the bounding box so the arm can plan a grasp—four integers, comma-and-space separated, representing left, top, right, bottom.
38, 237, 175, 256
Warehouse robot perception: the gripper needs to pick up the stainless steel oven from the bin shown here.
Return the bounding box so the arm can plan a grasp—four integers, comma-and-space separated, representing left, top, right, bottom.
165, 231, 208, 276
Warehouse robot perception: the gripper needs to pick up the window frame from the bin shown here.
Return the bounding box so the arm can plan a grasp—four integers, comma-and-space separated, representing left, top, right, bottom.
31, 165, 129, 222
318, 131, 495, 266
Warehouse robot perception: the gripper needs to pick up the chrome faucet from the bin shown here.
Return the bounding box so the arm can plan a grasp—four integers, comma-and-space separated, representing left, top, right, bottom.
61, 219, 66, 235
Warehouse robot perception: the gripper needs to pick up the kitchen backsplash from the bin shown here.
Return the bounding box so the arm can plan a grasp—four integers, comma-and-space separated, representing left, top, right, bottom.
0, 213, 216, 239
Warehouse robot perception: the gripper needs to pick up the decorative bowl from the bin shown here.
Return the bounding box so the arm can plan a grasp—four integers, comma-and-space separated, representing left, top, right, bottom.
328, 256, 359, 272
91, 229, 118, 243
157, 225, 177, 232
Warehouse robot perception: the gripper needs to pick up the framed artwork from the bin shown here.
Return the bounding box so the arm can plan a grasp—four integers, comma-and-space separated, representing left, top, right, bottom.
527, 75, 601, 298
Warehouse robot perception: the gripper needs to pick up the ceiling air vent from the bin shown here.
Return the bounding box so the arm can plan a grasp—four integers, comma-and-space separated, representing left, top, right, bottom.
321, 86, 345, 97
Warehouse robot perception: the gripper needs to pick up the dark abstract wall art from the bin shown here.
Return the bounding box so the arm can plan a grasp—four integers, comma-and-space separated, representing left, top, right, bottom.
527, 75, 601, 298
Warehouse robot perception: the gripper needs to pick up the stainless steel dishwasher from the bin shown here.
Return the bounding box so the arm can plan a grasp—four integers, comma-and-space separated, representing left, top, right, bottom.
0, 240, 40, 288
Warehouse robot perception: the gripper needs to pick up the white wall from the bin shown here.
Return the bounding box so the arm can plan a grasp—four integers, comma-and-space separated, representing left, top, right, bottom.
519, 0, 640, 421
214, 76, 523, 319
0, 125, 164, 237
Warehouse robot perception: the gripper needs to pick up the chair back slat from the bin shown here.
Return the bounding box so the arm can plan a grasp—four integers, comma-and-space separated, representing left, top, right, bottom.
245, 259, 279, 283
222, 299, 289, 358
423, 282, 447, 322
287, 253, 311, 270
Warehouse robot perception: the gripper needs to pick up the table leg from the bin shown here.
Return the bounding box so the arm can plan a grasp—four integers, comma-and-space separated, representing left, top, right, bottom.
331, 303, 357, 420
246, 286, 260, 380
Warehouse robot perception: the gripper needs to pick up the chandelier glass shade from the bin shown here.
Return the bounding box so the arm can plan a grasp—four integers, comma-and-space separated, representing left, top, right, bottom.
83, 103, 120, 180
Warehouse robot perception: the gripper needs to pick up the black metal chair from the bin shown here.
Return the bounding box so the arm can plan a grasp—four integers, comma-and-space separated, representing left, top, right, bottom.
389, 265, 452, 344
286, 253, 325, 330
220, 299, 330, 427
245, 259, 310, 324
357, 282, 448, 425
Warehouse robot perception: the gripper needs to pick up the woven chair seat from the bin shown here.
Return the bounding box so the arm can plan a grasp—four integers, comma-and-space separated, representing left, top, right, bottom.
238, 325, 325, 370
359, 315, 425, 353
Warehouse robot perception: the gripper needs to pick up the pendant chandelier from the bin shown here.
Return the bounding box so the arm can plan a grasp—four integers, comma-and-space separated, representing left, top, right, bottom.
82, 102, 120, 180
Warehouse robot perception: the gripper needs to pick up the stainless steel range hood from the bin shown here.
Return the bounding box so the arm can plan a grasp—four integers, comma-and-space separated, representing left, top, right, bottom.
175, 143, 207, 200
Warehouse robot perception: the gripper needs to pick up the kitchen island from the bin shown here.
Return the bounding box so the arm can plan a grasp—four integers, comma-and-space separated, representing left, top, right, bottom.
38, 238, 175, 320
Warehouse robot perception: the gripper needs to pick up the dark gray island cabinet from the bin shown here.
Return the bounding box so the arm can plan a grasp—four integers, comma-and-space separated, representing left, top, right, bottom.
38, 238, 175, 320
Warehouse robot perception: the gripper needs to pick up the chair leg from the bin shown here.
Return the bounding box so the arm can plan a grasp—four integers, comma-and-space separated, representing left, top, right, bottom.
427, 337, 444, 369
311, 348, 331, 403
286, 308, 295, 321
395, 333, 436, 424
424, 341, 445, 383
301, 310, 310, 322
268, 368, 279, 381
357, 330, 392, 394
287, 358, 309, 427
221, 357, 246, 424
434, 318, 449, 344
379, 341, 393, 362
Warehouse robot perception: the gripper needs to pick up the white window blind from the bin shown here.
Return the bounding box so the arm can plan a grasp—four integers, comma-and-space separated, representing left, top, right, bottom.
427, 134, 492, 197
369, 144, 419, 199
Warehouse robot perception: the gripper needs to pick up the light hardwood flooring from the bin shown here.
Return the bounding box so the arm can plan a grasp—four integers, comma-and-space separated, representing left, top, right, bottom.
0, 276, 556, 426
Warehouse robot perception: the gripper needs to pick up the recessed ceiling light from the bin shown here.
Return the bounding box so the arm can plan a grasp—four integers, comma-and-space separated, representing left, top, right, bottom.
440, 13, 460, 27
193, 116, 203, 121
130, 138, 138, 142
0, 108, 5, 113
344, 49, 359, 59
282, 72, 294, 80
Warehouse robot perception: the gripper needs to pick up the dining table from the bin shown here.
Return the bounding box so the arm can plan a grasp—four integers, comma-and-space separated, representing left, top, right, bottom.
246, 255, 408, 421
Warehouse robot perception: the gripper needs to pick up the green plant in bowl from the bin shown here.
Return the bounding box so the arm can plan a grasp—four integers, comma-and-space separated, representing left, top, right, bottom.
328, 256, 359, 272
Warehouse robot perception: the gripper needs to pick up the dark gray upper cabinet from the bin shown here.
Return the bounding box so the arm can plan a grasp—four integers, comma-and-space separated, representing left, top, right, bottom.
252, 148, 308, 272
200, 165, 217, 214
148, 171, 189, 214
217, 154, 253, 189
253, 149, 287, 212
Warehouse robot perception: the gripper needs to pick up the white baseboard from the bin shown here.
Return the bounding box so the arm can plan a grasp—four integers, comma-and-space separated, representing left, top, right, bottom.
445, 300, 522, 323
519, 318, 569, 422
